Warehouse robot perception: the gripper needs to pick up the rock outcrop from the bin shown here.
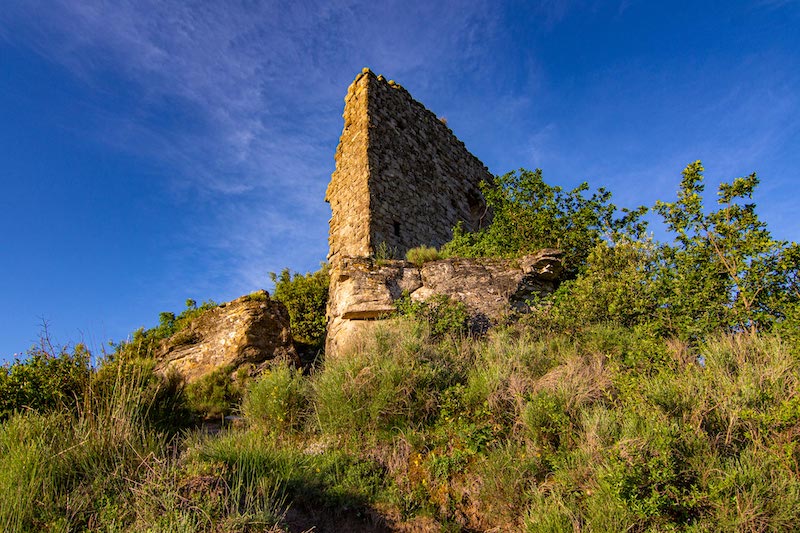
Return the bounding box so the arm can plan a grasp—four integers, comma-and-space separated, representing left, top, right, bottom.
326, 249, 563, 356
155, 291, 298, 383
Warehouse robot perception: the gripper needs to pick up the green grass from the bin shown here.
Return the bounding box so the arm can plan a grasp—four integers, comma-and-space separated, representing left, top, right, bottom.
2, 320, 799, 531
405, 245, 440, 265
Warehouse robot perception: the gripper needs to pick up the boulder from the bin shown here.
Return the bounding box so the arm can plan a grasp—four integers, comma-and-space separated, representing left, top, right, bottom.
155, 291, 298, 383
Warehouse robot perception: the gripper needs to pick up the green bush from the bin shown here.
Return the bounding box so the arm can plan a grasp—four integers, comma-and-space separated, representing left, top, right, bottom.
441, 168, 647, 277
270, 264, 329, 352
113, 298, 217, 359
546, 237, 659, 330
522, 391, 571, 451
184, 366, 245, 419
395, 293, 469, 343
0, 343, 91, 420
242, 366, 307, 434
653, 161, 799, 338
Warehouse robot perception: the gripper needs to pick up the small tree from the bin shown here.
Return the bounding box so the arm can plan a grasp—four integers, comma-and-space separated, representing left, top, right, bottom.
270, 264, 329, 351
654, 161, 797, 336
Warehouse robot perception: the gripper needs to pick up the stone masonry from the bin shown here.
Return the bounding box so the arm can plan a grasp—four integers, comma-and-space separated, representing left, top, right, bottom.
325, 68, 492, 265
324, 69, 564, 356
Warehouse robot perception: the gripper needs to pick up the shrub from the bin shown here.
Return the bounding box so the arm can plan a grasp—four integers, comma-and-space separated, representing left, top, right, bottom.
242, 366, 307, 434
547, 237, 659, 330
0, 343, 91, 420
185, 366, 244, 419
113, 299, 217, 359
245, 290, 268, 302
654, 161, 799, 338
441, 168, 647, 277
270, 264, 329, 352
395, 293, 469, 343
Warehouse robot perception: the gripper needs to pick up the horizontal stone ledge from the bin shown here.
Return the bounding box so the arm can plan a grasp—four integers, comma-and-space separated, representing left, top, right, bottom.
341, 306, 397, 320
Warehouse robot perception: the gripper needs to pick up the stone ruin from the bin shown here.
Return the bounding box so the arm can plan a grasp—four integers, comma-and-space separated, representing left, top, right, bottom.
325, 69, 563, 355
155, 68, 564, 381
325, 68, 492, 264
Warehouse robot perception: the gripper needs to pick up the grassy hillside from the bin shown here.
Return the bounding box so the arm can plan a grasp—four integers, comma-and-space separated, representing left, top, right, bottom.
1, 321, 799, 531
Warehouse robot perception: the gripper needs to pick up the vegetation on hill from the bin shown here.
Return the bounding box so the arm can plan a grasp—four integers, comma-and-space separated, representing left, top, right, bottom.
270, 264, 330, 353
0, 161, 798, 531
112, 298, 218, 360
441, 167, 648, 277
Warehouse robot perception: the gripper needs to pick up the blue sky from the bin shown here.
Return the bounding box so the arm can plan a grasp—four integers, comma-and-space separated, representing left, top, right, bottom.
1, 0, 798, 360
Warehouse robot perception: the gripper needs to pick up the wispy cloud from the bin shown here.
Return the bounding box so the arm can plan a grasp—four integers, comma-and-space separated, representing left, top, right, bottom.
0, 0, 502, 299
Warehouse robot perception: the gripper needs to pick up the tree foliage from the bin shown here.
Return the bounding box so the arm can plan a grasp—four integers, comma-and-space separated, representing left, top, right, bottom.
451, 162, 798, 341
653, 161, 798, 337
441, 168, 647, 277
0, 342, 91, 420
270, 264, 329, 351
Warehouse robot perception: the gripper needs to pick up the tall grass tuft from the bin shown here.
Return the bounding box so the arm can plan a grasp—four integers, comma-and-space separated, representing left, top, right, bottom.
0, 359, 180, 531
242, 365, 308, 434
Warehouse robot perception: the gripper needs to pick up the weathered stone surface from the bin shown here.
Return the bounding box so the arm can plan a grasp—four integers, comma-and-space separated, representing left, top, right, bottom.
325, 69, 492, 265
326, 250, 563, 356
325, 69, 505, 355
155, 291, 298, 383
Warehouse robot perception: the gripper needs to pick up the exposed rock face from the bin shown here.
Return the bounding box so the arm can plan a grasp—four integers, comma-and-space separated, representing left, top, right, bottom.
326, 249, 563, 356
325, 68, 492, 265
155, 291, 298, 383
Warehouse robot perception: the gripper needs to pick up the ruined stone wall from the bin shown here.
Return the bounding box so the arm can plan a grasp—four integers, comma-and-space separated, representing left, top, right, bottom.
325, 72, 373, 262
325, 68, 492, 265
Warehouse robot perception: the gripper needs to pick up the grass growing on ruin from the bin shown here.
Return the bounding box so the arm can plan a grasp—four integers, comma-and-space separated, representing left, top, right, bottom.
405, 245, 441, 265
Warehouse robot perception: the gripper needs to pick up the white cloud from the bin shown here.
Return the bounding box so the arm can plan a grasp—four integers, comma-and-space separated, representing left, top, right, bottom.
0, 0, 504, 299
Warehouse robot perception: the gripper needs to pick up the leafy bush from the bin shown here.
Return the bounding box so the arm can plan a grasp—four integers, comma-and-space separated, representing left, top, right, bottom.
184, 366, 244, 419
518, 161, 799, 341
245, 290, 268, 302
270, 264, 329, 352
113, 298, 217, 359
654, 161, 799, 338
547, 237, 659, 330
0, 342, 91, 420
441, 168, 647, 277
395, 293, 469, 342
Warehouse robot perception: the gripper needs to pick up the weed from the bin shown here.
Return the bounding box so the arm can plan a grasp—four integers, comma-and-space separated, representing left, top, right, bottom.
406, 245, 440, 265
